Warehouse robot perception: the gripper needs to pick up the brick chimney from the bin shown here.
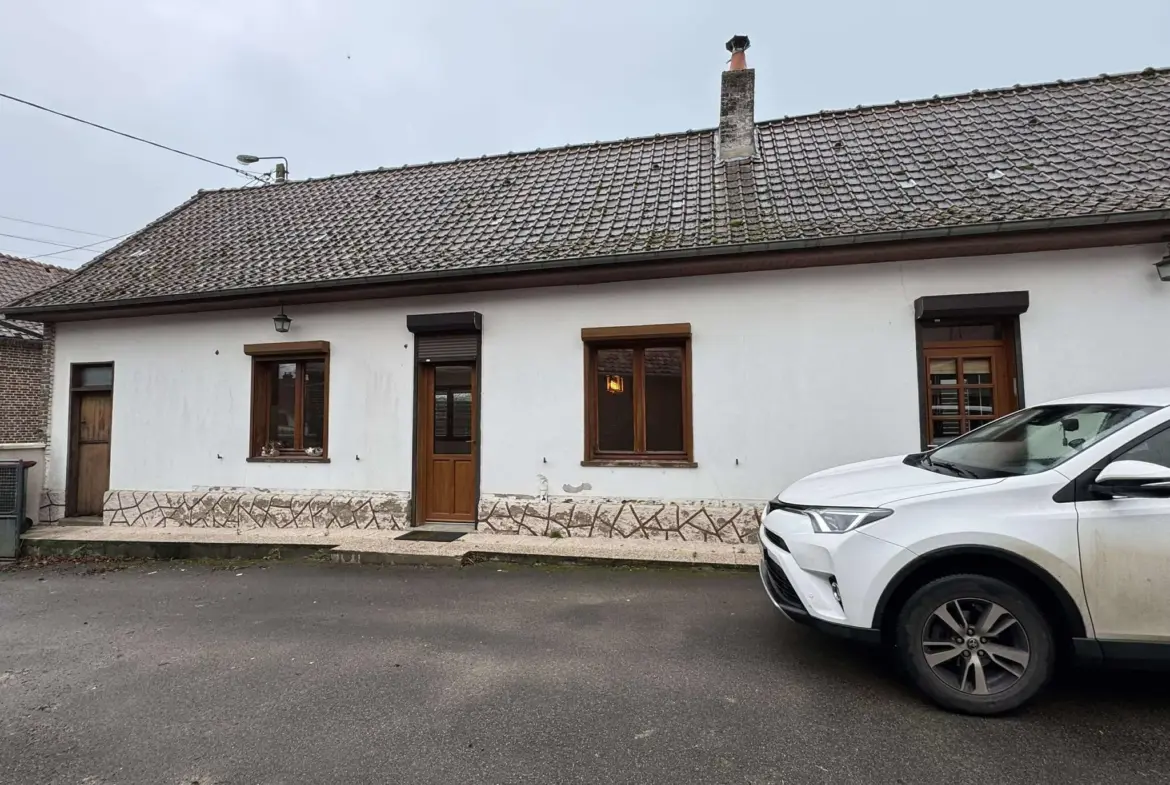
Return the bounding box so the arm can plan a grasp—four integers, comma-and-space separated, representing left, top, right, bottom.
718, 35, 755, 162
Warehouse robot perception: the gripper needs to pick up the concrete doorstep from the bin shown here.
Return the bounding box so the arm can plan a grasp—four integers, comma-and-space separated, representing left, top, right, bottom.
20, 526, 760, 571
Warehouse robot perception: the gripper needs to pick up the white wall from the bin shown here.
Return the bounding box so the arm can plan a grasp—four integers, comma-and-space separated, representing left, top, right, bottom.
47, 243, 1169, 502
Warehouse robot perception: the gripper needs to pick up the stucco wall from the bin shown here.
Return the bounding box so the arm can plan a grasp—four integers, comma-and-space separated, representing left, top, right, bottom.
46, 244, 1169, 505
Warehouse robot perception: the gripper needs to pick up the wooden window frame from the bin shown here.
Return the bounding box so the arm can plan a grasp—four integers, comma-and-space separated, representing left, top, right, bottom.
245, 342, 331, 463
581, 324, 695, 468
915, 318, 1022, 450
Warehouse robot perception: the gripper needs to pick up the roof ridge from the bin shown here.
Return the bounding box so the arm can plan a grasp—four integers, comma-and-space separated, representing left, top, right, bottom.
755, 65, 1170, 128
195, 126, 716, 195
191, 65, 1170, 196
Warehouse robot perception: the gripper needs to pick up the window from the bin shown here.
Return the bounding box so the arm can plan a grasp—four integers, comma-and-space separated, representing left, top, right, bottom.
1116, 426, 1170, 470
71, 364, 114, 390
432, 365, 474, 455
244, 341, 330, 460
582, 324, 693, 465
919, 317, 1020, 448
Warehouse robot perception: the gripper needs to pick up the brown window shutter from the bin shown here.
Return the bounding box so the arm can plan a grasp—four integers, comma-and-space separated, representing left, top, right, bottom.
416, 334, 478, 363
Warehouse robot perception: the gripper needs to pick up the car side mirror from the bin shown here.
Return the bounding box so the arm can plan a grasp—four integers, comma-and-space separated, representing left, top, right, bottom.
1091, 459, 1170, 498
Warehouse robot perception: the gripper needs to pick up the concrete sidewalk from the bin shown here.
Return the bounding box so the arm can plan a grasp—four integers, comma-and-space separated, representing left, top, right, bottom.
21, 526, 759, 569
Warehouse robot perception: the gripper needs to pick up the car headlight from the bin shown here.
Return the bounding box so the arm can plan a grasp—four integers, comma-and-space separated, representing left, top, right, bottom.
803, 507, 893, 533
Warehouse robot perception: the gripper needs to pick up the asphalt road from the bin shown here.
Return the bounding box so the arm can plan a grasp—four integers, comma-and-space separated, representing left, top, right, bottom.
0, 560, 1167, 785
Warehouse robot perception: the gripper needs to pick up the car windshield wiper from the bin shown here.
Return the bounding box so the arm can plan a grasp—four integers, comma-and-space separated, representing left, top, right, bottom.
925, 457, 981, 479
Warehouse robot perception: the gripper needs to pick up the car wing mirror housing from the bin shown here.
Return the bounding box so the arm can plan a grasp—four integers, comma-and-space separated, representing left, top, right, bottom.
1092, 459, 1170, 498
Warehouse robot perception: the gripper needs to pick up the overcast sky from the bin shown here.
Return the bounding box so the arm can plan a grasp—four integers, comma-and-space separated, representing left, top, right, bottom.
1, 0, 1166, 268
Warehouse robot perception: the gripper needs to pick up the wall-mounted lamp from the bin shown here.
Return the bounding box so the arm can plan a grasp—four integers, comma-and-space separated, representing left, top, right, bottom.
273, 307, 292, 333
605, 375, 625, 394
1156, 245, 1170, 281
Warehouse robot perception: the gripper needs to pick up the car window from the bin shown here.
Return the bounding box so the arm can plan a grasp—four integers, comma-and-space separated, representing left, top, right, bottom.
1116, 427, 1170, 469
919, 403, 1160, 478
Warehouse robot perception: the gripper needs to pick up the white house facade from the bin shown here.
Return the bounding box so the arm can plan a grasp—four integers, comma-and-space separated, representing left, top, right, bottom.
8, 42, 1170, 542
33, 243, 1170, 539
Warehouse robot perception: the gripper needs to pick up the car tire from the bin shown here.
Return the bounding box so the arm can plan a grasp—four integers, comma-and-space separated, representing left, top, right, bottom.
894, 574, 1054, 716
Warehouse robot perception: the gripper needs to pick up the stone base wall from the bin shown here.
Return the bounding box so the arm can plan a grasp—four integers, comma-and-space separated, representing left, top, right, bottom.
477, 496, 762, 542
103, 489, 410, 529
94, 489, 763, 543
40, 488, 64, 524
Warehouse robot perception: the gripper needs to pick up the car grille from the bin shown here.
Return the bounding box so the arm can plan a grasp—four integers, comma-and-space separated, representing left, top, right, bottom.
764, 529, 788, 552
763, 554, 802, 610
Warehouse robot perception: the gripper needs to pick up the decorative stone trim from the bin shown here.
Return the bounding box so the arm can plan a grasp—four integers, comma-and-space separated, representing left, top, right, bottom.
103, 489, 410, 529
99, 488, 764, 543
477, 495, 763, 543
39, 488, 64, 524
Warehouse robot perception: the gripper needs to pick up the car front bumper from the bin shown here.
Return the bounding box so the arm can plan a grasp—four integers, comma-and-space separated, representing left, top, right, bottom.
758, 555, 881, 644
758, 509, 914, 645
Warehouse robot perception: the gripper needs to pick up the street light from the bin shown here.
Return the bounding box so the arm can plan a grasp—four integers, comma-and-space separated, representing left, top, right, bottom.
237, 154, 290, 183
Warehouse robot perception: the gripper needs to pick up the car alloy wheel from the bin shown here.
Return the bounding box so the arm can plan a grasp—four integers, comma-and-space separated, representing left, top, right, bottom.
896, 574, 1054, 715
921, 598, 1031, 695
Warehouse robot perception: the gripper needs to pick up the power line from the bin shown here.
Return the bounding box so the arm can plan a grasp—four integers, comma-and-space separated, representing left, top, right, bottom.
36, 233, 132, 260
2, 232, 135, 262
0, 230, 119, 249
0, 91, 266, 183
0, 213, 112, 238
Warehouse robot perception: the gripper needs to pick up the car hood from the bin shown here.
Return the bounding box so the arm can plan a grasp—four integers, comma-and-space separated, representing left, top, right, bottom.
778, 455, 1002, 508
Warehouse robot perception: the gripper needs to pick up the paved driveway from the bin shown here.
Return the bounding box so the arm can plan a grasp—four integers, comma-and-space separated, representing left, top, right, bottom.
0, 561, 1167, 784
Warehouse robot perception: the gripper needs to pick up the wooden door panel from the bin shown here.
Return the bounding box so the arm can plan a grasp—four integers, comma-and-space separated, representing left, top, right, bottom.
453, 459, 476, 517
76, 443, 110, 516
73, 391, 113, 517
429, 459, 456, 518
79, 394, 112, 443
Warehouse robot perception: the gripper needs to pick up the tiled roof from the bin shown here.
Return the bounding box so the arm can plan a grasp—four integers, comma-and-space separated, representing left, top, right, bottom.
0, 254, 70, 337
11, 67, 1170, 313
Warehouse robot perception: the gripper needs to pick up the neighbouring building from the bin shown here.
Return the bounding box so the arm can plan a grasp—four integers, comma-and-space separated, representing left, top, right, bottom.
0, 253, 71, 522
7, 39, 1170, 541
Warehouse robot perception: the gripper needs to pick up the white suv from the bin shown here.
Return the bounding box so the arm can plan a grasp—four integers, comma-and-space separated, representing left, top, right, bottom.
760, 388, 1170, 715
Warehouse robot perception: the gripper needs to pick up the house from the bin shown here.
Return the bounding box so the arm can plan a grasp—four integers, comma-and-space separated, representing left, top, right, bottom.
0, 253, 71, 522
7, 39, 1170, 541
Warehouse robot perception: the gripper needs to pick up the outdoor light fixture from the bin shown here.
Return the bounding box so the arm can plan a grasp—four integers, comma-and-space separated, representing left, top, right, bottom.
273, 307, 292, 333
237, 153, 290, 183
605, 375, 625, 394
1156, 245, 1170, 282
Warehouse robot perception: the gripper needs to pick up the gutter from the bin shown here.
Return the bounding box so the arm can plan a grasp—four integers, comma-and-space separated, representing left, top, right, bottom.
7, 209, 1170, 321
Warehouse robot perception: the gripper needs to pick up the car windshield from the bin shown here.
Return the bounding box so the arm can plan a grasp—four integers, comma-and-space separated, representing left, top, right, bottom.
914, 403, 1160, 478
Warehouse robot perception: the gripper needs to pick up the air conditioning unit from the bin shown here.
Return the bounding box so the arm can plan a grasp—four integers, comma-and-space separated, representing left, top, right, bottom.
0, 461, 33, 560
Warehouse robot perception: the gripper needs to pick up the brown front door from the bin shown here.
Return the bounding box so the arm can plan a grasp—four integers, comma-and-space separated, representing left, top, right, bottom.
74, 391, 113, 516
417, 364, 477, 523
923, 341, 1014, 447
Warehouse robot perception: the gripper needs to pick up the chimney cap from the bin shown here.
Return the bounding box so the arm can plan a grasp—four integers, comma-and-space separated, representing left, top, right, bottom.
725, 35, 750, 53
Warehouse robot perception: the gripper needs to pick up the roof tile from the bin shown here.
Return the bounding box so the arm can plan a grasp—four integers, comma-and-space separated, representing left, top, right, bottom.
12, 68, 1170, 312
0, 253, 71, 336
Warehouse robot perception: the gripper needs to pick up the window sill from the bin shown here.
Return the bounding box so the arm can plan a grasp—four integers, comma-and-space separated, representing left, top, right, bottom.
581, 459, 698, 469
246, 456, 331, 464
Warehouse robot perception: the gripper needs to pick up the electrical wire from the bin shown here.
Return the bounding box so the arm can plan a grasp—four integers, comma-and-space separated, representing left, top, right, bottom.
23, 232, 134, 261
0, 213, 112, 238
0, 91, 267, 183
0, 230, 119, 249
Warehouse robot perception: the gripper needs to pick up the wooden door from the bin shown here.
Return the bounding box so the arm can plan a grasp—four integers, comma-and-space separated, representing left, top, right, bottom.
74, 392, 112, 516
923, 341, 1013, 447
417, 364, 477, 523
